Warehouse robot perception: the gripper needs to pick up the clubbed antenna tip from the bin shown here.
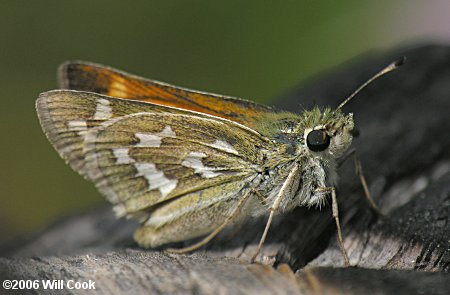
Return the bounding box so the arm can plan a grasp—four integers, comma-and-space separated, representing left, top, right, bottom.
394, 56, 407, 67
337, 57, 406, 110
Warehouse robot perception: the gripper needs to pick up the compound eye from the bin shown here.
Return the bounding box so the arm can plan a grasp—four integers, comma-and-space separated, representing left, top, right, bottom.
306, 130, 330, 152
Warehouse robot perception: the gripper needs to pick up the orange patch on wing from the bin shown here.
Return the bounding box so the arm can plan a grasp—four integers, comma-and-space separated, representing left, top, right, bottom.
60, 62, 275, 128
108, 76, 130, 99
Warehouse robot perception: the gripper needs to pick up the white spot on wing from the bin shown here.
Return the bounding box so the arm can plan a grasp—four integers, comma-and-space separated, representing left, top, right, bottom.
67, 120, 88, 136
210, 139, 239, 154
93, 98, 113, 120
182, 152, 221, 178
135, 134, 160, 148
135, 126, 176, 147
109, 148, 177, 198
158, 126, 176, 137
113, 148, 135, 164
134, 162, 178, 197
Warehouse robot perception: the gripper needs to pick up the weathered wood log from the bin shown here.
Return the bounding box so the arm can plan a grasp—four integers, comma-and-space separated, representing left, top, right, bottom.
1, 44, 449, 294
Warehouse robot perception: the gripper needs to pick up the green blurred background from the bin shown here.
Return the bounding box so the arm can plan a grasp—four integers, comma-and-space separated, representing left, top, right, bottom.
1, 1, 449, 243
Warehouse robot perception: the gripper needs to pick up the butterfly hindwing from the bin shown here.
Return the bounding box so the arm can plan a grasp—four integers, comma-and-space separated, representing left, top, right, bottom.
133, 179, 254, 247
84, 109, 268, 248
59, 61, 277, 129
37, 90, 274, 226
83, 111, 271, 212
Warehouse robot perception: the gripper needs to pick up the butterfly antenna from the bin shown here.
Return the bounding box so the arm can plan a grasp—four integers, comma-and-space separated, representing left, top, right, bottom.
337, 56, 406, 110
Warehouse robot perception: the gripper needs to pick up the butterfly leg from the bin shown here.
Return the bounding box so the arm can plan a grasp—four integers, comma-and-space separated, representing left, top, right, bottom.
250, 164, 300, 263
354, 158, 379, 213
316, 186, 350, 266
339, 149, 379, 213
166, 188, 253, 254
250, 206, 275, 263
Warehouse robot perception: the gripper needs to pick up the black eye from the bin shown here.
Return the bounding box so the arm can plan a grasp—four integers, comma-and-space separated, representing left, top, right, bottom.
306, 130, 330, 152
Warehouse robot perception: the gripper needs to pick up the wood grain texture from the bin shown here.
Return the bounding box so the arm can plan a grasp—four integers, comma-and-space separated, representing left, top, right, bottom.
1, 44, 449, 294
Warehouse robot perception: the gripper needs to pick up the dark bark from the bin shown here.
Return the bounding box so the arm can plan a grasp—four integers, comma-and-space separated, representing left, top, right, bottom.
1, 44, 449, 294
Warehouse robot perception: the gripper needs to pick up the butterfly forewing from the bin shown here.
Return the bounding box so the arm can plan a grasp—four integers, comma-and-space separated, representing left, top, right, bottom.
59, 61, 277, 129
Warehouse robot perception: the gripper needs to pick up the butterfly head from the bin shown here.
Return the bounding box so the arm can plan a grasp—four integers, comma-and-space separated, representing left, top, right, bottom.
300, 107, 354, 159
299, 57, 405, 159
